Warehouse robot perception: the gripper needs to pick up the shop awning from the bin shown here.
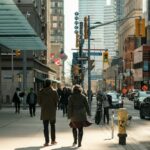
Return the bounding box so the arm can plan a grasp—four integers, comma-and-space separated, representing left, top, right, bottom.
0, 0, 47, 51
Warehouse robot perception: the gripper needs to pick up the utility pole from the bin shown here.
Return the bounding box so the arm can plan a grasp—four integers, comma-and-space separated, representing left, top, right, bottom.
79, 22, 84, 86
0, 48, 1, 109
84, 15, 142, 112
23, 11, 30, 109
87, 15, 92, 112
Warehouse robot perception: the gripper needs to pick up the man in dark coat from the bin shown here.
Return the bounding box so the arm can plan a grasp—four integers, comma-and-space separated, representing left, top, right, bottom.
12, 87, 21, 114
38, 79, 59, 147
26, 88, 37, 117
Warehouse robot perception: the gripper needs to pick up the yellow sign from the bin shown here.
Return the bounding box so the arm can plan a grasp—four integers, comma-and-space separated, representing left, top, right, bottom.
135, 18, 145, 37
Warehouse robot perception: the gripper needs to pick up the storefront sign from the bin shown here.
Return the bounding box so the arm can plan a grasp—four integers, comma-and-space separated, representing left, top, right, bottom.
134, 68, 143, 81
134, 47, 143, 64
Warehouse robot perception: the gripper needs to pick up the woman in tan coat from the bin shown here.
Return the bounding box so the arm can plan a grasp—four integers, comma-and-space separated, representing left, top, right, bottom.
68, 85, 91, 147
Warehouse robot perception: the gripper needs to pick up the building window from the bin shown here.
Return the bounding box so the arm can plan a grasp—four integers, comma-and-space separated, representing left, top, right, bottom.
58, 2, 63, 7
143, 61, 149, 71
148, 0, 150, 21
52, 23, 57, 28
53, 16, 58, 21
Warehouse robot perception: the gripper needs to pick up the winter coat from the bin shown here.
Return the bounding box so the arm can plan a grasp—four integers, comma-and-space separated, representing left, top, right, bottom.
102, 95, 110, 108
12, 92, 21, 103
97, 91, 109, 108
38, 87, 59, 121
68, 93, 90, 122
26, 92, 37, 105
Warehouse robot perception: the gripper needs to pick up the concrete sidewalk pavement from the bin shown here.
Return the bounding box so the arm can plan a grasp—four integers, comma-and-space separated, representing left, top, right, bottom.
0, 102, 149, 150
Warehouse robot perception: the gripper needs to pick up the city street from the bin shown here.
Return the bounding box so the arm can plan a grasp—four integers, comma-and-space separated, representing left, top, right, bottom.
0, 97, 150, 150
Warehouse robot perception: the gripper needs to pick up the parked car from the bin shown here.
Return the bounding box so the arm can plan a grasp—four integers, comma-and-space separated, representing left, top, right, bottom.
127, 89, 139, 101
134, 91, 150, 109
107, 92, 123, 109
139, 97, 150, 119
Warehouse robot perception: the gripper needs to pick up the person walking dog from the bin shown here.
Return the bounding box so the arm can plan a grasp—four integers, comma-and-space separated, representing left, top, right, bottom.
38, 79, 59, 147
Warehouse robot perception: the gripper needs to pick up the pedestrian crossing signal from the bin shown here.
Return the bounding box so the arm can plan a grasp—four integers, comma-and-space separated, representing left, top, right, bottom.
73, 64, 80, 76
15, 49, 21, 56
76, 32, 80, 48
135, 18, 145, 37
103, 51, 108, 63
84, 16, 88, 39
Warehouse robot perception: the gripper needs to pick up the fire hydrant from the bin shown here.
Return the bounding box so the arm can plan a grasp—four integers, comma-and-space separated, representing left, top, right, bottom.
117, 108, 128, 145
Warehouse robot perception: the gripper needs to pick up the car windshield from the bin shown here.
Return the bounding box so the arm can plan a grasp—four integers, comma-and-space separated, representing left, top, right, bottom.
107, 93, 119, 101
139, 92, 150, 97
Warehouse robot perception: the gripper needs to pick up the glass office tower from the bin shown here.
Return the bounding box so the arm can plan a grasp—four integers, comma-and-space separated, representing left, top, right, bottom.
79, 0, 106, 49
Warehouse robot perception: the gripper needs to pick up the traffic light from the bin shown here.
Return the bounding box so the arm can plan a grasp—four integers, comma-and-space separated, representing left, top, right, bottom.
15, 49, 21, 56
73, 64, 80, 76
84, 16, 88, 39
135, 18, 145, 37
103, 50, 108, 63
76, 32, 80, 48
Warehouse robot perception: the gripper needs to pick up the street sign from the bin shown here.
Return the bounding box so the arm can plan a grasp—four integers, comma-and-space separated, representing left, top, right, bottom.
77, 57, 88, 61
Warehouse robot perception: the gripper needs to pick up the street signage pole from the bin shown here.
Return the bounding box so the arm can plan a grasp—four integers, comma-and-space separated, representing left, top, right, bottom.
79, 22, 84, 86
88, 15, 92, 112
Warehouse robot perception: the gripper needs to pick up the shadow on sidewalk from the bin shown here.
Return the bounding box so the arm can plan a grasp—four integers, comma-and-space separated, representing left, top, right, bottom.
51, 146, 79, 150
15, 146, 43, 150
15, 146, 79, 150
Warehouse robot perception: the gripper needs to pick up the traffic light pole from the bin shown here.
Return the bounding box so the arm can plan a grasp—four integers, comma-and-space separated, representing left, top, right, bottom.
87, 15, 92, 112
79, 22, 84, 86
85, 15, 142, 112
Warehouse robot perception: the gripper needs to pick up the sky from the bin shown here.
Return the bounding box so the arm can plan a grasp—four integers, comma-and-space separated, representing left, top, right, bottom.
64, 0, 78, 77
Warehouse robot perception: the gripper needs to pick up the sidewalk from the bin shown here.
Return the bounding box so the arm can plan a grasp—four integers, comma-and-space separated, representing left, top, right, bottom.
0, 100, 149, 150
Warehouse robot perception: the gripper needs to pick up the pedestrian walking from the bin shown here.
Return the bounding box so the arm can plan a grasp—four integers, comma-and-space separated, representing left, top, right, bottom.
38, 79, 59, 147
68, 84, 91, 147
95, 90, 103, 124
102, 93, 110, 124
12, 88, 22, 114
59, 87, 69, 117
26, 88, 37, 117
57, 84, 62, 110
95, 90, 110, 124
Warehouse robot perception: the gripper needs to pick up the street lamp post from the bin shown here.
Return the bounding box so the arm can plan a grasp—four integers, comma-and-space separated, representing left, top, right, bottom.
115, 69, 117, 91
23, 11, 30, 109
85, 15, 142, 112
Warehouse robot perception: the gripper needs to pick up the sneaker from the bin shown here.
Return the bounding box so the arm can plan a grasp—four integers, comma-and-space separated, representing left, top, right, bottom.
43, 143, 49, 146
51, 141, 57, 145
